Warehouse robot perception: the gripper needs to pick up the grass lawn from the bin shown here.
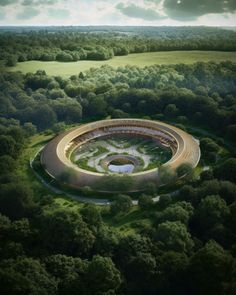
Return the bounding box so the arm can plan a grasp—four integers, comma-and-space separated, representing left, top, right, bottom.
102, 206, 154, 235
17, 132, 54, 179
14, 132, 57, 204
7, 50, 236, 77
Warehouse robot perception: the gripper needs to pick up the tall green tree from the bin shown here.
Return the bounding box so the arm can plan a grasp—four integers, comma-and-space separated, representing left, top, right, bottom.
186, 241, 235, 295
0, 257, 57, 295
85, 255, 122, 295
39, 209, 95, 256
0, 183, 36, 220
156, 221, 194, 254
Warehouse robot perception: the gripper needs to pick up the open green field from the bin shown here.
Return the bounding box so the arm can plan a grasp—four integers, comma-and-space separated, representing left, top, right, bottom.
7, 50, 236, 77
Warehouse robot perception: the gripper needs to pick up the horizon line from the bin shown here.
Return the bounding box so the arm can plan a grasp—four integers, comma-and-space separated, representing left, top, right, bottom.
0, 25, 235, 28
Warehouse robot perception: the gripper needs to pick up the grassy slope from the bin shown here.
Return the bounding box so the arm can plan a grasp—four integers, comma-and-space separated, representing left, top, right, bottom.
16, 133, 54, 197
7, 51, 236, 77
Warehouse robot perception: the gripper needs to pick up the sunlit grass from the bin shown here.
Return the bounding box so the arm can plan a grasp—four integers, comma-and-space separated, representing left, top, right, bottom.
7, 51, 236, 77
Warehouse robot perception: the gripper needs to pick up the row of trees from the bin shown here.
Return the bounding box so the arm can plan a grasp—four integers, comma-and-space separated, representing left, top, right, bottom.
1, 26, 236, 65
5, 46, 114, 67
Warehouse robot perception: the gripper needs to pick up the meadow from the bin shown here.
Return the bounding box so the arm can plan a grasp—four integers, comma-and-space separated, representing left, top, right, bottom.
8, 50, 236, 77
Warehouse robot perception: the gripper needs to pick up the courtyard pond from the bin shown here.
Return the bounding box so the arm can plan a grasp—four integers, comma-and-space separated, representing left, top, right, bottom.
108, 164, 135, 173
107, 157, 136, 174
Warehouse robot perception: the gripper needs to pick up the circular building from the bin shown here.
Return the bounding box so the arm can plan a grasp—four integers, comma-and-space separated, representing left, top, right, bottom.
41, 119, 201, 192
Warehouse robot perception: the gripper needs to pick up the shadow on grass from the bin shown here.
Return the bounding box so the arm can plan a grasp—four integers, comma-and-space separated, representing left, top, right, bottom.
103, 208, 153, 229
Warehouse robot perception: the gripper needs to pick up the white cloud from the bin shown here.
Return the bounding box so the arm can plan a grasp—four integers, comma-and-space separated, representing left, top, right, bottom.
17, 6, 40, 19
0, 0, 235, 26
116, 2, 166, 21
48, 8, 70, 19
0, 10, 5, 19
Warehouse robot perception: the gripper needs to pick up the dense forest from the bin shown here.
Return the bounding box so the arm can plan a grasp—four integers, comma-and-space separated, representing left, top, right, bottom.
1, 61, 236, 139
1, 56, 236, 294
1, 26, 236, 66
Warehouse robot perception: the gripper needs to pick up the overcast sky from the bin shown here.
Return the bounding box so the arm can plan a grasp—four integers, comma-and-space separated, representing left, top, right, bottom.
0, 0, 236, 26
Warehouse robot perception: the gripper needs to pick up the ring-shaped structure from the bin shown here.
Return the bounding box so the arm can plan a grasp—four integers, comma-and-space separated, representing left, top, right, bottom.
41, 119, 201, 191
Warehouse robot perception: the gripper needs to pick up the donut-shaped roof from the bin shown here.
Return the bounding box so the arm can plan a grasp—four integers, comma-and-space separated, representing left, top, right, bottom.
41, 119, 201, 191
